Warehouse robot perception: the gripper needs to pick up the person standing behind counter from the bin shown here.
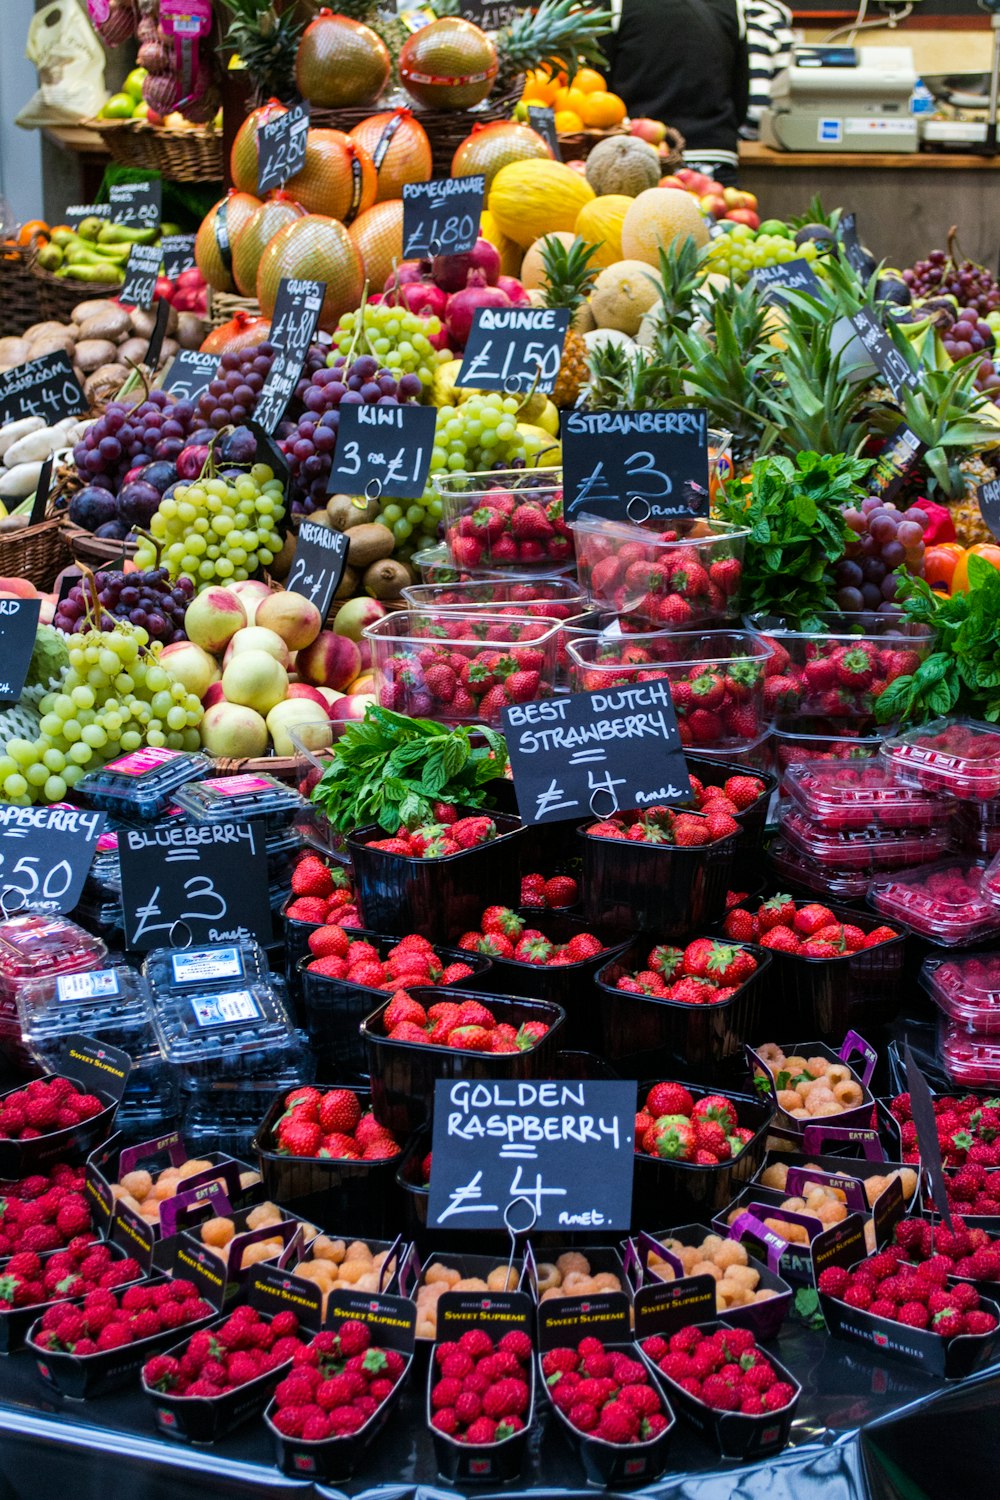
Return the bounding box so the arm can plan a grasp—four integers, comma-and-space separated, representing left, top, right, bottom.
600, 0, 750, 185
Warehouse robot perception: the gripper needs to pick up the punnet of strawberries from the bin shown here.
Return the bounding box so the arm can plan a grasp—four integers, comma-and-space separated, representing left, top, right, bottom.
284, 855, 363, 929
430, 1326, 533, 1445
0, 1075, 106, 1140
270, 1319, 407, 1441
376, 615, 557, 725
893, 1215, 1000, 1284
542, 1336, 670, 1444
722, 895, 899, 955
365, 812, 499, 859
0, 1165, 92, 1255
143, 1305, 307, 1399
585, 806, 740, 848
445, 486, 571, 570
457, 906, 606, 965
635, 1082, 755, 1164
937, 1165, 1000, 1220
305, 927, 475, 990
888, 1091, 1000, 1169
817, 1244, 999, 1336
0, 1241, 142, 1313
640, 1326, 796, 1415
270, 1086, 401, 1161
520, 872, 579, 909
613, 938, 759, 1005
572, 522, 743, 629
758, 631, 925, 720
32, 1278, 214, 1354
377, 990, 550, 1054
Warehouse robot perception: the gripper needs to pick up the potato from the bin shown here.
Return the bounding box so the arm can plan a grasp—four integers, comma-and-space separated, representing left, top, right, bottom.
72, 298, 120, 325
78, 307, 131, 344
75, 339, 119, 373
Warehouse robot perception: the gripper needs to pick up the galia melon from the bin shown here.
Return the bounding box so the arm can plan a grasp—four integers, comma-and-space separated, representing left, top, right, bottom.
399, 18, 497, 110
489, 160, 594, 249
348, 200, 404, 293
295, 13, 390, 108
574, 195, 631, 267
589, 259, 660, 336
620, 187, 709, 265
232, 193, 307, 298
585, 136, 662, 197
195, 190, 262, 293
284, 130, 377, 225
520, 232, 575, 290
257, 215, 364, 334
452, 121, 553, 192
230, 102, 286, 196
348, 110, 432, 202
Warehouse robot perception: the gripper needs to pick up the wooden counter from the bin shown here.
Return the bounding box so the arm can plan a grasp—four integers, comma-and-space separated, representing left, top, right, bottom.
738, 140, 1000, 266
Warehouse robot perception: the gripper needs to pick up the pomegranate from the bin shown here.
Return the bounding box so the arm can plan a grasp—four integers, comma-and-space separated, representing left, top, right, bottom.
433, 237, 500, 292
446, 273, 511, 347
497, 275, 530, 306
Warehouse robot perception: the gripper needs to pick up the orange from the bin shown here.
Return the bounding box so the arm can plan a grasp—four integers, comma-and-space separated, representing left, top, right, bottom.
554, 86, 587, 117
581, 91, 627, 127
17, 220, 48, 245
572, 68, 606, 94
522, 69, 559, 104
554, 109, 584, 133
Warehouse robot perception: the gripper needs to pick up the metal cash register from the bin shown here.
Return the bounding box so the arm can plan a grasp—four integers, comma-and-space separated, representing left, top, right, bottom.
759, 45, 919, 152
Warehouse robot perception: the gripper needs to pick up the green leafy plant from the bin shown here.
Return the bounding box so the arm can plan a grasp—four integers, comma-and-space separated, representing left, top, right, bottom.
715, 451, 871, 626
310, 706, 509, 833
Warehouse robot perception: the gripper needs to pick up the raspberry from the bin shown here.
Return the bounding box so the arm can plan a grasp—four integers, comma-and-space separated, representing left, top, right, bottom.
763, 1382, 796, 1411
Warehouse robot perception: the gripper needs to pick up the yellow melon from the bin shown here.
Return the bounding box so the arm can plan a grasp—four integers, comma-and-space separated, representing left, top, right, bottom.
574, 195, 631, 268
590, 259, 660, 336
488, 160, 594, 250
520, 232, 575, 290
620, 187, 709, 265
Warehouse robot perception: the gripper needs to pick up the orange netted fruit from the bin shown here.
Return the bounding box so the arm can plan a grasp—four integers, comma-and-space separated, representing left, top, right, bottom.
256, 215, 364, 334
283, 130, 377, 225
581, 91, 627, 127
195, 190, 262, 293
348, 109, 432, 201
348, 199, 404, 291
231, 192, 306, 298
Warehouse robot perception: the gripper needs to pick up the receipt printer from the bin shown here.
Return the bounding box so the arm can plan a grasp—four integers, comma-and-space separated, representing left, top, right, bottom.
760, 45, 919, 152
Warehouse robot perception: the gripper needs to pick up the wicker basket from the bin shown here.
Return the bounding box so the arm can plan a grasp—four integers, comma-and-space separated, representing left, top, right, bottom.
311, 79, 524, 179
212, 755, 299, 784
0, 238, 45, 339
207, 288, 262, 331
0, 516, 71, 592
85, 119, 224, 182
557, 123, 685, 168
31, 261, 122, 325
61, 521, 139, 570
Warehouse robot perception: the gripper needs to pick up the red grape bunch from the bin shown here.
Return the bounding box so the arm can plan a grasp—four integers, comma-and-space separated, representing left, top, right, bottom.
835, 497, 929, 613
71, 391, 200, 493
903, 246, 1000, 314
53, 568, 194, 643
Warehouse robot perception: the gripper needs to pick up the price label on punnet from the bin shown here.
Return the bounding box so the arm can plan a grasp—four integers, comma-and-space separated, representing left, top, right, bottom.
401, 175, 484, 259
0, 804, 106, 916
457, 306, 569, 396
326, 402, 437, 499
118, 821, 273, 951
562, 406, 711, 522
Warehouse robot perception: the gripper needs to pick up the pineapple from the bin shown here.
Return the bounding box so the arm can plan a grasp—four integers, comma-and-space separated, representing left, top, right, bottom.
539, 235, 603, 407
953, 454, 998, 545
667, 282, 773, 463
218, 0, 303, 105
494, 0, 612, 90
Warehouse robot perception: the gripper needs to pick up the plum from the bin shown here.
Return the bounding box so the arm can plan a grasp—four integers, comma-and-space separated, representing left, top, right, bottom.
68, 486, 117, 532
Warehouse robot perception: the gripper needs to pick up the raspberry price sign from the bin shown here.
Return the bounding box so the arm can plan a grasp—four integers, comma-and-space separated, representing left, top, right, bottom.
109, 178, 162, 230
286, 519, 350, 619
161, 348, 220, 403
119, 242, 164, 309
457, 306, 569, 395
254, 277, 326, 433
0, 803, 106, 915
562, 407, 711, 522
118, 820, 272, 950
501, 678, 691, 825
256, 101, 310, 194
0, 350, 86, 429
160, 233, 197, 279
0, 596, 41, 705
427, 1078, 637, 1230
402, 176, 484, 259
326, 401, 437, 498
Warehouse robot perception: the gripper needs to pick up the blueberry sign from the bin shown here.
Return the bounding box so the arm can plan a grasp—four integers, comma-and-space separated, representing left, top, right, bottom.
562, 407, 710, 522
256, 102, 310, 195
327, 402, 437, 498
118, 820, 272, 950
0, 597, 41, 705
286, 520, 350, 620
120, 242, 164, 309
427, 1078, 636, 1231
457, 306, 569, 395
0, 351, 86, 428
254, 277, 325, 433
161, 348, 220, 403
501, 678, 691, 825
402, 176, 484, 259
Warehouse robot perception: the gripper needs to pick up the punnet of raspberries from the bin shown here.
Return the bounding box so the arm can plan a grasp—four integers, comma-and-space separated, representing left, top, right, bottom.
285, 856, 363, 929
688, 773, 768, 817
758, 632, 923, 720
614, 938, 758, 1005
0, 1165, 92, 1256
377, 616, 556, 725
585, 806, 740, 848
270, 1319, 407, 1441
143, 1305, 306, 1398
0, 1241, 142, 1313
893, 1215, 1000, 1283
869, 861, 998, 943
640, 1326, 796, 1416
445, 487, 571, 570
889, 1090, 1000, 1169
430, 1326, 533, 1445
721, 895, 898, 955
271, 1086, 401, 1162
635, 1082, 754, 1165
817, 1244, 999, 1336
542, 1335, 669, 1444
366, 814, 498, 859
379, 989, 550, 1054
520, 872, 579, 909
457, 906, 606, 966
305, 927, 474, 991
32, 1279, 213, 1354
0, 1076, 106, 1140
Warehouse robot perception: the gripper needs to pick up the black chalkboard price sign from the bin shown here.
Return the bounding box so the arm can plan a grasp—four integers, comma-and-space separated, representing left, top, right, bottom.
402, 176, 484, 259
326, 402, 437, 498
286, 520, 350, 620
751, 257, 822, 303
257, 102, 310, 195
120, 242, 164, 309
0, 597, 41, 705
427, 1077, 636, 1231
459, 0, 521, 23
109, 178, 162, 230
0, 803, 105, 915
562, 406, 711, 522
848, 307, 921, 404
457, 306, 569, 395
118, 820, 272, 950
0, 351, 86, 428
254, 277, 325, 433
527, 105, 560, 156
871, 422, 926, 503
160, 234, 197, 279
64, 203, 112, 229
837, 212, 872, 279
161, 348, 219, 403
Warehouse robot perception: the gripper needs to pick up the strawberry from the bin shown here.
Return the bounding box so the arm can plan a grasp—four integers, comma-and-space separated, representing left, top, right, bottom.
863, 925, 899, 948
692, 1095, 738, 1132
318, 1090, 361, 1135
481, 906, 524, 939
543, 875, 578, 908
451, 817, 496, 850
645, 1117, 696, 1161
835, 644, 875, 692
648, 944, 684, 979
278, 1117, 323, 1158
709, 556, 741, 595
722, 908, 758, 942
308, 924, 350, 959
520, 873, 546, 907
514, 932, 554, 963
291, 856, 334, 898
793, 902, 836, 935
383, 991, 427, 1029
504, 670, 541, 703
563, 931, 603, 961
510, 502, 553, 540
680, 938, 717, 978
673, 813, 710, 846
646, 1082, 694, 1117
516, 1021, 549, 1050
446, 1026, 492, 1052
284, 897, 330, 924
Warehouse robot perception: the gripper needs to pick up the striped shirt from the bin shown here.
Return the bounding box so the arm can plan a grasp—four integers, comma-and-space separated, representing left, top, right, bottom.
741, 0, 795, 135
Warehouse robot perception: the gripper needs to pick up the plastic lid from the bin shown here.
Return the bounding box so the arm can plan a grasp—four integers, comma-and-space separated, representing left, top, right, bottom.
19, 966, 158, 1061
880, 718, 1000, 801
152, 981, 295, 1067
142, 940, 272, 1004
77, 749, 211, 816
767, 835, 870, 900
0, 913, 107, 983
172, 773, 305, 824
783, 760, 948, 829
868, 860, 1000, 945
921, 952, 1000, 1034
779, 805, 953, 872
939, 1015, 1000, 1085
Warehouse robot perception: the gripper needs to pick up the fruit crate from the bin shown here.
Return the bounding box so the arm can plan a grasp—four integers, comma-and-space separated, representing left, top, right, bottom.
631, 1079, 773, 1223
569, 514, 749, 628
580, 819, 740, 938
436, 468, 569, 572
364, 610, 561, 725
566, 630, 772, 753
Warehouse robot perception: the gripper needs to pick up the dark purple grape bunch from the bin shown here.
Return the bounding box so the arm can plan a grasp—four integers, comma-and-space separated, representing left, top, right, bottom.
197, 344, 275, 430
53, 568, 194, 643
71, 391, 200, 497
903, 247, 1000, 314
836, 497, 929, 613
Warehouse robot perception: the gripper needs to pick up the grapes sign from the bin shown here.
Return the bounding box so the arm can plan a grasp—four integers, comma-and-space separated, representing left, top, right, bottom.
118, 820, 272, 950
0, 803, 105, 916
457, 307, 569, 396
256, 102, 310, 195
255, 277, 326, 433
561, 408, 711, 522
0, 350, 86, 428
287, 521, 350, 621
109, 179, 162, 230
402, 177, 484, 259
120, 242, 164, 310
162, 349, 220, 403
327, 402, 437, 498
0, 596, 40, 706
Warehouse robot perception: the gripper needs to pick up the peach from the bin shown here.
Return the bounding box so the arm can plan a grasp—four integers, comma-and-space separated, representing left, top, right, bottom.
296, 630, 361, 691
184, 587, 246, 653
256, 590, 323, 650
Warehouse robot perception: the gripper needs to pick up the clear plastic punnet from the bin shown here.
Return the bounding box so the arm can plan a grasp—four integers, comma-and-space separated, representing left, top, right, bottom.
171, 773, 305, 830
142, 939, 272, 1006
921, 952, 1000, 1036
77, 747, 211, 820
782, 760, 950, 831
869, 860, 1000, 946
150, 974, 299, 1084
779, 805, 953, 873
18, 966, 156, 1074
880, 718, 1000, 801
0, 912, 108, 1068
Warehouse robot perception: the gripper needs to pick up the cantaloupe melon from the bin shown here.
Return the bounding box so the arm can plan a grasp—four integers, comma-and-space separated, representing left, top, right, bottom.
574, 195, 631, 268
585, 137, 661, 197
589, 259, 660, 336
488, 160, 594, 250
520, 231, 575, 290
620, 188, 709, 265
